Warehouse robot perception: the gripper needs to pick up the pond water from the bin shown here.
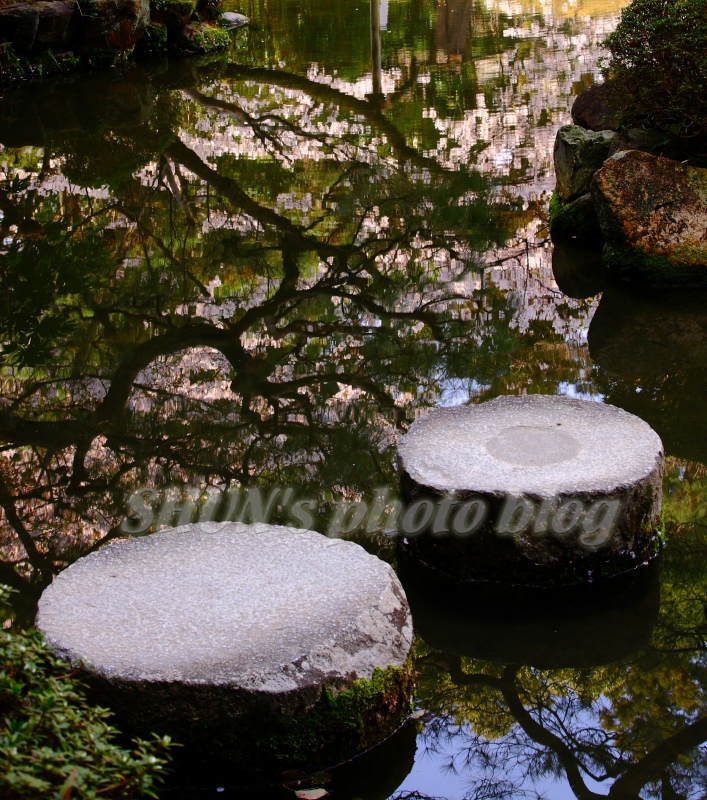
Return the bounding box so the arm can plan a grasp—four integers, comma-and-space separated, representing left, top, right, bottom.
3, 0, 707, 797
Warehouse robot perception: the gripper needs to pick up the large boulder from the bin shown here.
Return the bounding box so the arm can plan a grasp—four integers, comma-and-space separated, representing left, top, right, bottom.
78, 0, 149, 55
554, 124, 621, 203
591, 150, 707, 285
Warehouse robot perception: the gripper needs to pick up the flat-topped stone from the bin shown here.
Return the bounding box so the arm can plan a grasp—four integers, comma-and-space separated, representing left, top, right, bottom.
398, 395, 664, 586
36, 522, 414, 773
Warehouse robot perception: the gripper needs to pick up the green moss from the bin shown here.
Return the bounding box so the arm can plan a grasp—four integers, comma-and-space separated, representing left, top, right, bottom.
603, 243, 707, 285
204, 659, 415, 774
190, 24, 230, 51
548, 188, 602, 242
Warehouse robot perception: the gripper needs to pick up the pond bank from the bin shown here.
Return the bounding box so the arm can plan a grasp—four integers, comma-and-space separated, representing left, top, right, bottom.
0, 0, 245, 81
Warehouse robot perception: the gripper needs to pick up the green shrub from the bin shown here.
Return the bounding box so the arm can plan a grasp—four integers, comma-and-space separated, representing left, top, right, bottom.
0, 585, 174, 800
602, 0, 707, 142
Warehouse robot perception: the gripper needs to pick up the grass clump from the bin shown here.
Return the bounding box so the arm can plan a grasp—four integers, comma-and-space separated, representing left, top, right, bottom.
0, 584, 174, 799
602, 0, 707, 143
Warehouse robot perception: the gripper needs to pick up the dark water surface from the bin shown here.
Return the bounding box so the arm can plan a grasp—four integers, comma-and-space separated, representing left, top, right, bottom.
3, 0, 707, 797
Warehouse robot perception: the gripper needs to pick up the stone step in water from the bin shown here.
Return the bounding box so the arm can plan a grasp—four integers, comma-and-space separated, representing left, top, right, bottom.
36, 522, 414, 775
397, 394, 664, 586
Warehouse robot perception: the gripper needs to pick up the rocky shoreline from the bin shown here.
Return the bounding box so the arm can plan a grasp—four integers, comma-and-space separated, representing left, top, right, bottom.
0, 0, 247, 79
551, 82, 707, 286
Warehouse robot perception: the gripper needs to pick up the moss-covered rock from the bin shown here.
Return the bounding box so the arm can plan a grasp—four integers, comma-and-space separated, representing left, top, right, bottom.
591, 149, 707, 285
171, 19, 229, 51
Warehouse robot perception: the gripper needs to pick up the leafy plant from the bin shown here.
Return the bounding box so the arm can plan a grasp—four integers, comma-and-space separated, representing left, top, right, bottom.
602, 0, 707, 142
0, 585, 174, 799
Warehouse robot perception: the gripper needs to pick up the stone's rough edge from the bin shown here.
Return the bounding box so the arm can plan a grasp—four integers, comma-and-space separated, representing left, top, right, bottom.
398, 395, 664, 496
80, 657, 416, 771
37, 522, 414, 689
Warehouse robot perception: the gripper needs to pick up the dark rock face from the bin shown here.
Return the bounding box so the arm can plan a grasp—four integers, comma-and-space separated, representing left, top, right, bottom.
554, 124, 621, 203
34, 0, 78, 52
77, 0, 149, 54
571, 82, 621, 132
0, 4, 40, 53
591, 150, 707, 284
149, 0, 195, 29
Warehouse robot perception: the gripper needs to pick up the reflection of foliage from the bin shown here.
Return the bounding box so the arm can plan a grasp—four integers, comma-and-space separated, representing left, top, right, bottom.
414, 495, 707, 799
0, 585, 173, 800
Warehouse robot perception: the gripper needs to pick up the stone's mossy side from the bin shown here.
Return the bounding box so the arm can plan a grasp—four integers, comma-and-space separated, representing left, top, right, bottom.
397, 395, 664, 587
571, 82, 621, 132
591, 150, 707, 285
554, 124, 621, 203
36, 523, 414, 774
548, 188, 601, 242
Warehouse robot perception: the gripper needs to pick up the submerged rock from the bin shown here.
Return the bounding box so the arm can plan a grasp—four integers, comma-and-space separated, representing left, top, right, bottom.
591, 150, 707, 285
36, 523, 414, 774
397, 395, 664, 586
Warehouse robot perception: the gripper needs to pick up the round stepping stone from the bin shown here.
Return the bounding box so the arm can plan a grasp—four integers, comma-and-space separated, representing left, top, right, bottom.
397, 395, 664, 586
36, 522, 414, 775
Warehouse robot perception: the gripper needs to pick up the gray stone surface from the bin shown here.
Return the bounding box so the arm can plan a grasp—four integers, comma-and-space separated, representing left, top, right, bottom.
37, 522, 412, 689
554, 124, 621, 203
220, 11, 248, 28
399, 395, 662, 498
